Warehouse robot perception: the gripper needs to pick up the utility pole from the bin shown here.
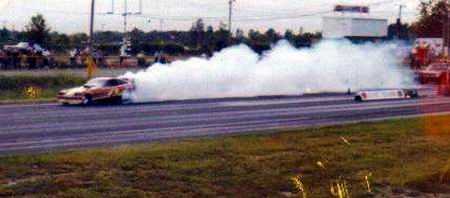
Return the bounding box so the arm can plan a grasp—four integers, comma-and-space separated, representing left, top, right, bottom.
228, 0, 235, 33
87, 0, 96, 79
123, 0, 128, 33
88, 0, 95, 52
107, 0, 143, 35
107, 0, 114, 14
397, 5, 404, 21
444, 2, 450, 58
396, 5, 405, 39
106, 0, 142, 66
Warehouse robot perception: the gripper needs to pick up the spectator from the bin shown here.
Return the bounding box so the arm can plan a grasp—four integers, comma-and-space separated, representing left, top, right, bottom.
0, 50, 6, 70
20, 53, 28, 69
69, 48, 78, 66
137, 51, 146, 68
96, 50, 105, 67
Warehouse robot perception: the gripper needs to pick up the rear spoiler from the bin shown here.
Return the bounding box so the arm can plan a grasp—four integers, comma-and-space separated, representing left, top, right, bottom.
119, 77, 136, 91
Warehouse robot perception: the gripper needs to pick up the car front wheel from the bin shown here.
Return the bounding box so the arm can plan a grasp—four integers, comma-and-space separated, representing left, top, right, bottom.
82, 95, 93, 105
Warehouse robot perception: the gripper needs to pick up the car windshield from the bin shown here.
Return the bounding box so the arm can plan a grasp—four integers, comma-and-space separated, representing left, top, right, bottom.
429, 64, 448, 71
84, 79, 108, 88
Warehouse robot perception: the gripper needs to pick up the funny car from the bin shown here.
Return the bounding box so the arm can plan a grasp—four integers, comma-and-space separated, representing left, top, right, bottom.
57, 77, 134, 105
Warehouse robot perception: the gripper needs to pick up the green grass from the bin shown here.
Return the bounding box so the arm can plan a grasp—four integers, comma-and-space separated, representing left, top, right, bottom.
0, 74, 86, 102
1, 116, 450, 197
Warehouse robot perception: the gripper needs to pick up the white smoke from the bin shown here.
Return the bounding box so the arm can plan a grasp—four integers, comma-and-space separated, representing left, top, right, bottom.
122, 39, 415, 102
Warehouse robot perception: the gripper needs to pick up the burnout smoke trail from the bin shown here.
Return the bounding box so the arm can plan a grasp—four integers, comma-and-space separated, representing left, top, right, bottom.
122, 40, 415, 102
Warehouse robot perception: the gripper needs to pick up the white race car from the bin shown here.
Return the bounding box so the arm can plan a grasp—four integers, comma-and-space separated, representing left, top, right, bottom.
354, 89, 419, 102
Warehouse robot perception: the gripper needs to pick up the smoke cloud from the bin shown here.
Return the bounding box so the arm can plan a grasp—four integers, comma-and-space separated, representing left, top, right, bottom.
122, 40, 415, 102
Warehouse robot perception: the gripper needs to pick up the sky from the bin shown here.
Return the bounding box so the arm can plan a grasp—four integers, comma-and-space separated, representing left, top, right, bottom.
0, 0, 420, 34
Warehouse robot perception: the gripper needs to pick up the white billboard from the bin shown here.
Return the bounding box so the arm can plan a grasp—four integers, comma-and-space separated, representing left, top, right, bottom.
323, 16, 388, 38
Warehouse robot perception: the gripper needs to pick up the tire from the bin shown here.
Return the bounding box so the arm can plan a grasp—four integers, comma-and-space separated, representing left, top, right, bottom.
418, 77, 427, 84
354, 96, 363, 102
121, 90, 133, 104
439, 86, 450, 96
82, 95, 93, 105
113, 96, 123, 105
409, 93, 419, 98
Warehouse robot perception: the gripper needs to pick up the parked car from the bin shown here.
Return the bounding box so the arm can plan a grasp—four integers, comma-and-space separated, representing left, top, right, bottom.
57, 77, 134, 105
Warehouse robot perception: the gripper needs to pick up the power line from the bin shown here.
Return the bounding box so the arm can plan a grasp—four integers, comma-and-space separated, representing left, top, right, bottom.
368, 0, 395, 6
11, 0, 410, 25
233, 2, 332, 15
106, 0, 143, 33
232, 0, 395, 18
232, 10, 334, 21
227, 0, 398, 22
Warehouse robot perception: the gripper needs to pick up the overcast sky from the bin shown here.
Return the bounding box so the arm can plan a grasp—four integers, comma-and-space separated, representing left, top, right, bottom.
0, 0, 420, 34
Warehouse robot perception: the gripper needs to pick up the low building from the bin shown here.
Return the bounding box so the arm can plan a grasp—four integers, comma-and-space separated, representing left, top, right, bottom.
322, 16, 388, 41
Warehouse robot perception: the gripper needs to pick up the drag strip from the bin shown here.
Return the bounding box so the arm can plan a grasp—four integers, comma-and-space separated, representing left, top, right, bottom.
0, 93, 449, 155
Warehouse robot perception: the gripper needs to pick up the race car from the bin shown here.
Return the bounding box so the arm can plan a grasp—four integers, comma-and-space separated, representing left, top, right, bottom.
438, 71, 450, 96
57, 77, 134, 105
416, 62, 450, 84
354, 89, 419, 102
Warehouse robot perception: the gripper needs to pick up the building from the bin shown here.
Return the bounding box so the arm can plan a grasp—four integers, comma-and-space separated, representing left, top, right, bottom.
322, 16, 388, 41
322, 5, 388, 42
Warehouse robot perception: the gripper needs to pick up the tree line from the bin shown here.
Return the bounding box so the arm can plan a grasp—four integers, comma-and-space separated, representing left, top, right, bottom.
0, 16, 323, 56
3, 5, 446, 57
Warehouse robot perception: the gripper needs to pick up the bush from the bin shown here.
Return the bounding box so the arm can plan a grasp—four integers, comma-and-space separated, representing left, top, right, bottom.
140, 42, 185, 55
96, 44, 121, 55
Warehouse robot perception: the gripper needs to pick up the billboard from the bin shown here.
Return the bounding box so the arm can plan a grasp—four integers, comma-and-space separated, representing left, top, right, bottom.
322, 16, 388, 38
334, 5, 369, 13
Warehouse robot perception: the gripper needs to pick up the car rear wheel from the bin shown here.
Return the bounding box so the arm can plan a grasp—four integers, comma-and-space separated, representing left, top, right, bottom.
121, 91, 133, 104
112, 96, 123, 105
354, 96, 363, 102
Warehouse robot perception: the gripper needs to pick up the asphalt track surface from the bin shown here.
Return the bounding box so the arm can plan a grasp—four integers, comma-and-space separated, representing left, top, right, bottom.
1, 89, 450, 155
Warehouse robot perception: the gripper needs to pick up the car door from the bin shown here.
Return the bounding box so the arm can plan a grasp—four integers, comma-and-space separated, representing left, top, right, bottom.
105, 79, 126, 98
92, 80, 115, 100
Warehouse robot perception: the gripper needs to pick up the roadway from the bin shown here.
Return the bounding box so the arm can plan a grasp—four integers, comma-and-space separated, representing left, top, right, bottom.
1, 90, 450, 155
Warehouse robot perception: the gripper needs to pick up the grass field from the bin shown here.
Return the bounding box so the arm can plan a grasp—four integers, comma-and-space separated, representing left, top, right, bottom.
0, 116, 449, 197
0, 74, 86, 103
0, 69, 143, 103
